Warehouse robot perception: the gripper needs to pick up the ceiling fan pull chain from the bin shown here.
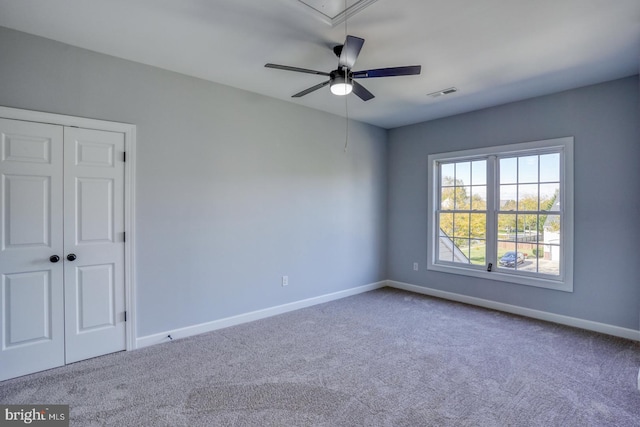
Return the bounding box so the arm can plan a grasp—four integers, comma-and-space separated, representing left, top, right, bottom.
343, 0, 350, 152
344, 96, 349, 152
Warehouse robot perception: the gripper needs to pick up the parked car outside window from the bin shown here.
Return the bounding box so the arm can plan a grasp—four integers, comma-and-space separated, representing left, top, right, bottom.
499, 251, 525, 267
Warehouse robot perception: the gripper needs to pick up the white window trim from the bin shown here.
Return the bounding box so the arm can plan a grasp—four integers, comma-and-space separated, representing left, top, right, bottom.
427, 137, 574, 292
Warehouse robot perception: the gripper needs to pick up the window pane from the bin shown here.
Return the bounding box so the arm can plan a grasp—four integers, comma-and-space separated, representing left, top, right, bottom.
497, 214, 517, 240
540, 153, 560, 182
518, 155, 538, 183
541, 214, 561, 275
454, 240, 470, 264
523, 244, 545, 273
453, 213, 470, 238
518, 249, 537, 273
441, 163, 455, 186
470, 239, 486, 265
470, 214, 486, 239
497, 242, 516, 269
455, 186, 471, 210
500, 157, 517, 184
453, 239, 471, 264
535, 214, 543, 239
472, 160, 486, 185
455, 162, 471, 186
500, 185, 517, 210
471, 186, 486, 210
518, 184, 538, 211
519, 214, 538, 242
541, 245, 560, 276
439, 212, 453, 236
515, 215, 527, 236
438, 239, 453, 262
540, 183, 559, 210
543, 214, 561, 237
440, 186, 455, 209
534, 244, 544, 260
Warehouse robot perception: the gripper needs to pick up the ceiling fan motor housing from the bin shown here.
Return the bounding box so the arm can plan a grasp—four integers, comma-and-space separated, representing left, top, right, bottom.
330, 68, 352, 86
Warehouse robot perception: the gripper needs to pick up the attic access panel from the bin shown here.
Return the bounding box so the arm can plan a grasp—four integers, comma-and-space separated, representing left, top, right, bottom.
296, 0, 379, 26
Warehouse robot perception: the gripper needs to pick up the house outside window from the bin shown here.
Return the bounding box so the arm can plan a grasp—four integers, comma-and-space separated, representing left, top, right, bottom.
427, 137, 574, 292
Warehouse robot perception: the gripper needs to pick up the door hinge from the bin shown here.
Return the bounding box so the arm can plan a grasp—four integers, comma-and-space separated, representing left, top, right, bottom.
124, 311, 127, 322
123, 152, 126, 162
123, 231, 126, 242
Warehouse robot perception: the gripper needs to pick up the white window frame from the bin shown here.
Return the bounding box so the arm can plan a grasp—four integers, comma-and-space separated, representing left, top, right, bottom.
427, 137, 574, 292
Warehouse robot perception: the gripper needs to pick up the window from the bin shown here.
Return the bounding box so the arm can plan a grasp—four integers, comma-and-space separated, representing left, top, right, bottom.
427, 137, 573, 291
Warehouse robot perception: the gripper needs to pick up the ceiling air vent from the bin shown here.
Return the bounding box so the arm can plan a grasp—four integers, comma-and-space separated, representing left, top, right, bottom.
295, 0, 380, 26
428, 87, 458, 98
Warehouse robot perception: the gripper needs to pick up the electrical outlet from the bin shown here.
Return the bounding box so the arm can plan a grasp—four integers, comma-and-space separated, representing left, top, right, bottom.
413, 262, 419, 271
282, 275, 288, 286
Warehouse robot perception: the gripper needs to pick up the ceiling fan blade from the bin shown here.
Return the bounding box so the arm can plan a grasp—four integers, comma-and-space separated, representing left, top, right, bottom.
265, 63, 330, 76
292, 80, 331, 98
352, 65, 421, 78
352, 81, 374, 101
338, 35, 365, 69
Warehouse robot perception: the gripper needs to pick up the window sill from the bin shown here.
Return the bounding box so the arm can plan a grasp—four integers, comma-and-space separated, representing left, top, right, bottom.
427, 263, 573, 292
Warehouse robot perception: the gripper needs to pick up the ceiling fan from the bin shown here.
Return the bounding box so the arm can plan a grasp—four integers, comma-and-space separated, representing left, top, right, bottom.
265, 35, 421, 101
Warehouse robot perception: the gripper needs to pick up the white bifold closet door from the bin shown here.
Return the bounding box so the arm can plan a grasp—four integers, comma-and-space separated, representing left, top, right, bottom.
0, 118, 126, 381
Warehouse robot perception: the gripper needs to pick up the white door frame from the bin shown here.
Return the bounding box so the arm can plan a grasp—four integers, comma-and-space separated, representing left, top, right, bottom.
0, 106, 137, 351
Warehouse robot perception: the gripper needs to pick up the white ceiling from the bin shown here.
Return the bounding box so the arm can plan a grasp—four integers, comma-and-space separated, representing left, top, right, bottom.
0, 0, 638, 129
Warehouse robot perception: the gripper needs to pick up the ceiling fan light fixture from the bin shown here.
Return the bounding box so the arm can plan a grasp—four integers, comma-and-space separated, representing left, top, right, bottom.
329, 68, 353, 96
330, 77, 353, 96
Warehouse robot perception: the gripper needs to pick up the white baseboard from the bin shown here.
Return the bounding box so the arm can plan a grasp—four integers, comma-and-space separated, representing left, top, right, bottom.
136, 281, 386, 349
386, 280, 640, 342
137, 279, 639, 350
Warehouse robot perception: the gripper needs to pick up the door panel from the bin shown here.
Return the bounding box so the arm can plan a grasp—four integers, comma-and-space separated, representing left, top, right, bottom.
0, 118, 64, 381
75, 139, 115, 168
2, 131, 52, 164
76, 178, 114, 243
76, 263, 116, 332
3, 271, 53, 346
4, 175, 52, 248
64, 127, 125, 364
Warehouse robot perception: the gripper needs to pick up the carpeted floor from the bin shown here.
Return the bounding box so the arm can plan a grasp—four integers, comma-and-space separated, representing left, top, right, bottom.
1, 288, 639, 426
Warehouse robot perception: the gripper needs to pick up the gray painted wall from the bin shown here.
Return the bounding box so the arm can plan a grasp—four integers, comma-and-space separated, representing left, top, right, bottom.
1, 25, 638, 338
0, 27, 388, 337
388, 75, 640, 330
